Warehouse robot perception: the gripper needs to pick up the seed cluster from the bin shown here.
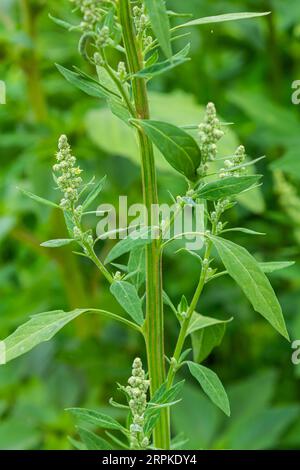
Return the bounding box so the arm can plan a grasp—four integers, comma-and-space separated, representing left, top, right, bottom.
198, 102, 224, 167
70, 0, 103, 31
126, 358, 150, 450
133, 4, 152, 50
219, 145, 247, 178
53, 135, 82, 210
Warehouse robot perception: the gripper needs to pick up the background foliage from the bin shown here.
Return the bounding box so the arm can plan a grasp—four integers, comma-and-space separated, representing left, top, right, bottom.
0, 0, 300, 449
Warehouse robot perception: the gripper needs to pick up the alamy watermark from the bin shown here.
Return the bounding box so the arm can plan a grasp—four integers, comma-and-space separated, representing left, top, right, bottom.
291, 80, 300, 104
0, 80, 6, 104
96, 196, 205, 251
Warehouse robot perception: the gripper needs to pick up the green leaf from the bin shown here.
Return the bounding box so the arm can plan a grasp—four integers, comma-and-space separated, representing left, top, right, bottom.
67, 408, 123, 431
195, 175, 262, 200
77, 427, 112, 450
176, 12, 270, 29
18, 188, 60, 209
259, 261, 295, 273
135, 44, 190, 79
187, 362, 230, 416
189, 314, 231, 363
144, 380, 185, 435
222, 227, 265, 236
104, 227, 154, 265
187, 313, 232, 336
135, 120, 201, 180
40, 239, 75, 248
2, 309, 89, 363
48, 13, 75, 30
56, 64, 109, 100
82, 175, 106, 210
210, 236, 289, 340
144, 0, 172, 58
128, 247, 146, 289
110, 281, 144, 326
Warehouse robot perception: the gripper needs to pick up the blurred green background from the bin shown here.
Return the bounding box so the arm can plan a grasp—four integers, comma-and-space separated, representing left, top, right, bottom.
1, 0, 300, 450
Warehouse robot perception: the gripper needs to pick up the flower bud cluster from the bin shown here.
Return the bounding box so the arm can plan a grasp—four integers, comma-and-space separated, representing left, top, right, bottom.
96, 26, 111, 48
198, 102, 224, 169
53, 135, 83, 210
219, 145, 247, 178
133, 4, 152, 50
70, 0, 103, 31
126, 358, 150, 450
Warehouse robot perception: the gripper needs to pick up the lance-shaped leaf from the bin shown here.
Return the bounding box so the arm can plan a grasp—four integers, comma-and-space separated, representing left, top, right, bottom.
176, 12, 270, 30
135, 120, 201, 180
187, 313, 232, 363
259, 261, 295, 273
110, 281, 144, 326
77, 427, 112, 450
210, 236, 289, 340
195, 175, 262, 201
56, 64, 113, 100
187, 362, 230, 416
67, 408, 123, 431
144, 380, 185, 435
82, 175, 106, 210
104, 227, 154, 265
18, 188, 60, 209
135, 44, 190, 79
1, 309, 89, 363
144, 0, 172, 58
41, 239, 75, 248
128, 247, 146, 289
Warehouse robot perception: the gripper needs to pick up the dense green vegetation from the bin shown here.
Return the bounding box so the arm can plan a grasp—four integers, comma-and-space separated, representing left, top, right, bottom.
0, 0, 300, 449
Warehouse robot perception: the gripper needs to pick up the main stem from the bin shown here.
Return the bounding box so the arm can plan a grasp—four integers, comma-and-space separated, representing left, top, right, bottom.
119, 0, 170, 449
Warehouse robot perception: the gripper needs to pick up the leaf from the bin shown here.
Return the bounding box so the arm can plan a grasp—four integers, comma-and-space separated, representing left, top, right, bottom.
144, 380, 185, 435
176, 12, 270, 29
259, 261, 295, 273
56, 64, 109, 100
40, 239, 75, 248
110, 281, 144, 326
77, 427, 112, 450
48, 13, 75, 30
222, 227, 265, 236
104, 227, 154, 265
135, 44, 190, 79
144, 0, 172, 58
67, 408, 123, 431
210, 236, 289, 340
136, 120, 201, 180
18, 188, 60, 209
128, 247, 146, 289
187, 313, 232, 336
192, 325, 226, 364
2, 309, 89, 362
195, 175, 262, 200
187, 362, 230, 416
82, 175, 106, 210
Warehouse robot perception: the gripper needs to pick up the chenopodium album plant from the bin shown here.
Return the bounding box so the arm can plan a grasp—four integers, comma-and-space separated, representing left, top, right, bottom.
2, 0, 294, 450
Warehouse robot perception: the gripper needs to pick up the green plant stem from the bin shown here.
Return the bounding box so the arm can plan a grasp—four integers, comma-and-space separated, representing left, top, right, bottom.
101, 51, 136, 116
166, 229, 215, 389
119, 0, 170, 449
86, 245, 114, 284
